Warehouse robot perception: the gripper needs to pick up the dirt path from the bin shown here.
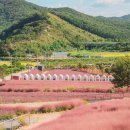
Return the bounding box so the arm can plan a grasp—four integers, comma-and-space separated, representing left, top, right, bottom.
0, 101, 62, 107
17, 112, 63, 130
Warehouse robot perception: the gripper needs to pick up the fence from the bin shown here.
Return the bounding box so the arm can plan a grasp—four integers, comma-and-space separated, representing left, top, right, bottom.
0, 114, 38, 130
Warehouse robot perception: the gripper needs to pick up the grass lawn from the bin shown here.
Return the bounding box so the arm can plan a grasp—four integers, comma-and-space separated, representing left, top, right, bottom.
69, 51, 130, 57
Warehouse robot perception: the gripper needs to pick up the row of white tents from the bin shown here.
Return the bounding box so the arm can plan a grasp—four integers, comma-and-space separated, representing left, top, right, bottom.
22, 74, 114, 82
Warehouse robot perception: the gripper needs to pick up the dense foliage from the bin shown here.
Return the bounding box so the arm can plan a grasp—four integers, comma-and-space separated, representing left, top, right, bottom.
0, 0, 47, 32
52, 8, 130, 41
0, 0, 130, 56
111, 56, 130, 88
71, 42, 130, 52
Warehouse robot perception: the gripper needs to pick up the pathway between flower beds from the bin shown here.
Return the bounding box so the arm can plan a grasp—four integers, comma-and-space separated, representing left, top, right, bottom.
17, 112, 63, 130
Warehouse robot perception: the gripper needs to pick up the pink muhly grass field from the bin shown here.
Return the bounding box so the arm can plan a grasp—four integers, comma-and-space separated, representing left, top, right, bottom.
0, 99, 84, 116
0, 92, 129, 103
1, 80, 112, 92
31, 98, 130, 130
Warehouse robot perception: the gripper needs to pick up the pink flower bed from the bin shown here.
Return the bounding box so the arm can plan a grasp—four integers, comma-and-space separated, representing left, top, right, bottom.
0, 99, 84, 117
0, 80, 113, 93
0, 92, 130, 104
43, 69, 90, 76
31, 98, 130, 130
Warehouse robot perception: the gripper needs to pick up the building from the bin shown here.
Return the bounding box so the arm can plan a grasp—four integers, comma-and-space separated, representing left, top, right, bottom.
51, 52, 68, 59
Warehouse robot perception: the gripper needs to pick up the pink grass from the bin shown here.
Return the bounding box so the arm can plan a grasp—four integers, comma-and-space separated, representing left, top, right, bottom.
31, 98, 130, 130
0, 99, 84, 116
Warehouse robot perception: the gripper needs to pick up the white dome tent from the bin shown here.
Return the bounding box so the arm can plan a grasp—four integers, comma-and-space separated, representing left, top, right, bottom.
23, 74, 29, 80
41, 74, 46, 80
78, 74, 82, 81
47, 74, 52, 80
95, 75, 101, 81
108, 75, 114, 81
35, 74, 41, 80
84, 75, 89, 81
101, 75, 107, 81
89, 75, 95, 81
30, 74, 35, 80
65, 74, 70, 80
59, 74, 64, 80
71, 74, 76, 81
53, 74, 58, 80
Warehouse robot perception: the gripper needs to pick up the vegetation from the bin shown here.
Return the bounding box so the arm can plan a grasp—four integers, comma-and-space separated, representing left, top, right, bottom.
0, 0, 47, 33
52, 7, 130, 41
0, 0, 130, 56
42, 58, 114, 69
111, 56, 130, 89
70, 42, 130, 52
0, 58, 26, 77
31, 98, 130, 130
69, 51, 130, 58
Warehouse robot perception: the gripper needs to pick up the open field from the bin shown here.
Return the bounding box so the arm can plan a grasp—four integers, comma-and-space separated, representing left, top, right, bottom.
0, 99, 84, 119
31, 98, 130, 130
0, 92, 129, 104
69, 51, 130, 57
0, 80, 113, 93
0, 61, 37, 66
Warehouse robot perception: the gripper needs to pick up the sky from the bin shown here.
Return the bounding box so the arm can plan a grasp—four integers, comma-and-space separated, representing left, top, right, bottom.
26, 0, 130, 17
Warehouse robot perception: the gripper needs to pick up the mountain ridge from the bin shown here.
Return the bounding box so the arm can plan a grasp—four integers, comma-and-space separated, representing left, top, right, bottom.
0, 0, 130, 56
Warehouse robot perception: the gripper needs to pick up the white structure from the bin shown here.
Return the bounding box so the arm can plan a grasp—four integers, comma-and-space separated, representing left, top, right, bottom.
89, 75, 95, 81
108, 75, 114, 81
22, 73, 113, 82
101, 75, 107, 81
78, 74, 82, 81
71, 74, 76, 81
41, 74, 46, 80
30, 74, 35, 80
23, 74, 29, 80
84, 75, 89, 81
35, 74, 41, 80
59, 74, 64, 80
95, 75, 101, 81
53, 74, 58, 80
47, 74, 52, 80
65, 74, 70, 80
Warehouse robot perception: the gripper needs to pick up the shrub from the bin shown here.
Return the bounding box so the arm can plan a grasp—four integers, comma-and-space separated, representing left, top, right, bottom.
18, 116, 28, 127
0, 114, 13, 121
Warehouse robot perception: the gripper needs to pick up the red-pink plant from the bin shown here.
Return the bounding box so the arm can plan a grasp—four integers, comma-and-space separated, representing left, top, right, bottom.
31, 98, 130, 130
0, 99, 84, 116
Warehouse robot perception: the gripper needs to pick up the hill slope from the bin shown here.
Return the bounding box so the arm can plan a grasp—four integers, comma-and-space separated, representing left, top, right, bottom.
0, 0, 47, 32
51, 7, 130, 41
0, 0, 130, 56
0, 12, 103, 56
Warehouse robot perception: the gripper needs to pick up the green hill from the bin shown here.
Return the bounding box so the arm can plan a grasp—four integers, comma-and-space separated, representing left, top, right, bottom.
0, 0, 47, 32
0, 0, 103, 56
0, 0, 130, 56
0, 12, 103, 56
51, 7, 130, 41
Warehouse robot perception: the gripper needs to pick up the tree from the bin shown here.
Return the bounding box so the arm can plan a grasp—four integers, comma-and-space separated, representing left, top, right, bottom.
111, 56, 130, 89
0, 66, 6, 85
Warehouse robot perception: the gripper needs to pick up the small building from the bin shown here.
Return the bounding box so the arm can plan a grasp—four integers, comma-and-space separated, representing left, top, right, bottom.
83, 55, 91, 59
11, 74, 22, 80
51, 52, 68, 59
35, 64, 45, 71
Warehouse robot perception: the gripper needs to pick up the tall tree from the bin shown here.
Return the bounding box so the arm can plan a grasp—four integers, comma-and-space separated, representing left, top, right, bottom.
111, 56, 130, 89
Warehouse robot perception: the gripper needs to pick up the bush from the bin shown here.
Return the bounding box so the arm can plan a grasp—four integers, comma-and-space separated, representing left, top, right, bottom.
18, 116, 28, 127
0, 114, 13, 121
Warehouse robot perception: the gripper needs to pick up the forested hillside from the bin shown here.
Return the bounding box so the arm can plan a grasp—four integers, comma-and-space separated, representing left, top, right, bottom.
0, 0, 130, 56
0, 0, 47, 32
52, 8, 130, 41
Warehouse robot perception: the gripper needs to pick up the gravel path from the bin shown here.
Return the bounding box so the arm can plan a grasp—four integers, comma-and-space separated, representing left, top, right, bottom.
18, 112, 63, 130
